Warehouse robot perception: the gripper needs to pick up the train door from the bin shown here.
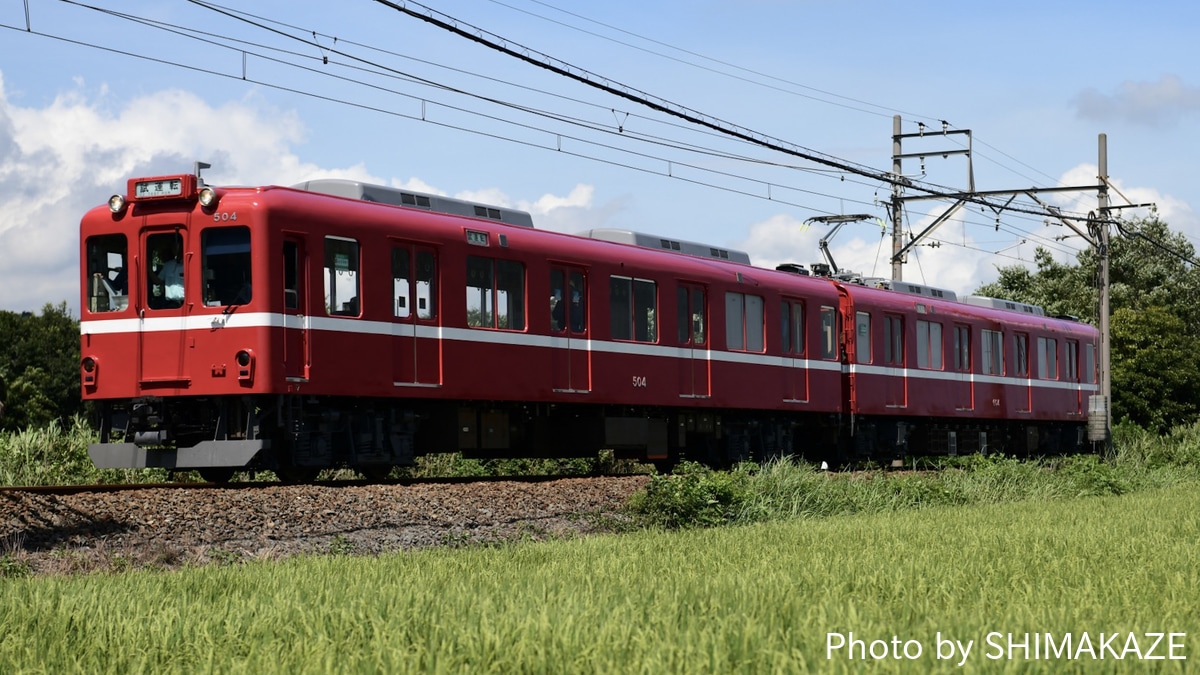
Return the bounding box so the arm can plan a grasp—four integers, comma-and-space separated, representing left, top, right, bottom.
677, 283, 710, 398
1013, 332, 1032, 413
550, 266, 590, 393
884, 313, 906, 407
781, 298, 808, 402
392, 244, 442, 387
139, 228, 190, 386
953, 324, 973, 410
282, 236, 309, 381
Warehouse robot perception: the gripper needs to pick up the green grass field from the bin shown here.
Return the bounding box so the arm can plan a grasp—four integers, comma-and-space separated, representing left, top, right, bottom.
2, 482, 1196, 674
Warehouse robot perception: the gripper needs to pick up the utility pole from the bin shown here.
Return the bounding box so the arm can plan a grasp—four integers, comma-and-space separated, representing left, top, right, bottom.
890, 115, 973, 280
891, 116, 904, 279
1092, 134, 1112, 449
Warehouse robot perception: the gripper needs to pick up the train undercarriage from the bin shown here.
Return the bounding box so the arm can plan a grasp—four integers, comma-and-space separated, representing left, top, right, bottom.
89, 394, 1091, 481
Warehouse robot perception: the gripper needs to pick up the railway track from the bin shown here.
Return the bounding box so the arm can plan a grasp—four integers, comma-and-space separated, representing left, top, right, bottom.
0, 472, 633, 496
0, 473, 651, 576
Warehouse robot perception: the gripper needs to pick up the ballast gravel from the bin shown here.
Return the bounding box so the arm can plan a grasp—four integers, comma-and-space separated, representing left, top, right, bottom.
0, 475, 651, 576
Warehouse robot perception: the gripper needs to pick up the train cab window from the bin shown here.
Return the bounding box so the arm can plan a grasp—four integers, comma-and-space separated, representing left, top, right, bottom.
820, 306, 837, 359
146, 232, 184, 310
954, 325, 971, 372
982, 329, 1003, 375
855, 312, 871, 364
201, 226, 252, 307
1065, 340, 1079, 381
85, 234, 128, 313
781, 300, 804, 355
1085, 343, 1097, 384
1013, 333, 1029, 377
1038, 337, 1058, 379
467, 255, 525, 330
677, 285, 706, 346
324, 236, 360, 317
917, 319, 943, 369
725, 292, 764, 352
610, 276, 657, 342
884, 314, 903, 365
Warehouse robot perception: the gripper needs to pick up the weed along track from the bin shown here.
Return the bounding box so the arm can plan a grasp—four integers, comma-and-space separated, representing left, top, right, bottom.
0, 475, 650, 575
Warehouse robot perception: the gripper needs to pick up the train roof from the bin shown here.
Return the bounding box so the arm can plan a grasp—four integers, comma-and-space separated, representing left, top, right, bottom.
292, 178, 534, 228
579, 228, 752, 265
281, 178, 1055, 320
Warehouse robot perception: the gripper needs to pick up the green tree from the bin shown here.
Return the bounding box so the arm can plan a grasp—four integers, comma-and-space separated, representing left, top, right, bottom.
1109, 306, 1200, 432
0, 302, 81, 431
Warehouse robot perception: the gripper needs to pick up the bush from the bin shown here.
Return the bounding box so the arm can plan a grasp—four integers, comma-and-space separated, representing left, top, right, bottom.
627, 461, 755, 528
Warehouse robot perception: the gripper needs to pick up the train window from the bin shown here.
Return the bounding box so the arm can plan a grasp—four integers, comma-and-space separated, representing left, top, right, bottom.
1065, 341, 1079, 381
497, 260, 526, 330
725, 292, 764, 352
146, 232, 184, 310
677, 285, 706, 346
917, 319, 943, 370
283, 240, 300, 310
552, 270, 566, 332
394, 245, 437, 320
690, 287, 705, 346
1038, 337, 1058, 379
855, 312, 871, 364
820, 306, 837, 359
1013, 333, 1029, 377
1085, 343, 1097, 384
551, 269, 587, 334
982, 329, 1003, 375
324, 236, 360, 317
85, 234, 128, 313
954, 325, 971, 372
202, 226, 252, 307
416, 250, 437, 320
393, 246, 411, 318
610, 276, 656, 342
781, 300, 805, 355
467, 255, 525, 330
884, 315, 903, 365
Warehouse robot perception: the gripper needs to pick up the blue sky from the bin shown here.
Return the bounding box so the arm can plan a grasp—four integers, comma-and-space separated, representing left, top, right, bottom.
1, 0, 1196, 313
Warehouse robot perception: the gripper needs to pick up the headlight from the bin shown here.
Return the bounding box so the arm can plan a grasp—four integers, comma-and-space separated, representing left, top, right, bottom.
198, 187, 218, 208
108, 194, 127, 214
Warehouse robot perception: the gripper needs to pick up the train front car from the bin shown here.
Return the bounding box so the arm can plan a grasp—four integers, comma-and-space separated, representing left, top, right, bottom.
81, 172, 271, 482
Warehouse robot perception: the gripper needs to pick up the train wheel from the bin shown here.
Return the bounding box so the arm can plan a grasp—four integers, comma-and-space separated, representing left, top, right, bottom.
198, 468, 236, 484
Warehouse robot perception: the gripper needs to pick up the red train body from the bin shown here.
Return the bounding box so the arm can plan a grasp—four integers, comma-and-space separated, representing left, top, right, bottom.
80, 171, 1099, 480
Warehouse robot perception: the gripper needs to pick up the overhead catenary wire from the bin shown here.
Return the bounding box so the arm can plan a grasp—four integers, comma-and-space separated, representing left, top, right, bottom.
15, 0, 1143, 271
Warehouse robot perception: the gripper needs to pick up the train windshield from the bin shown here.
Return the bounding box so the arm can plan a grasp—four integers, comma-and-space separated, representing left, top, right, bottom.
202, 226, 252, 307
146, 232, 185, 310
84, 234, 129, 313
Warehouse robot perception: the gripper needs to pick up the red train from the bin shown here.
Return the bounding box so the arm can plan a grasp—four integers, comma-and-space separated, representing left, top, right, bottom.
79, 168, 1099, 481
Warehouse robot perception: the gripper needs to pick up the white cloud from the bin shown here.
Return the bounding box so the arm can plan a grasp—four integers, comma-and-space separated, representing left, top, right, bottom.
0, 73, 382, 312
1053, 163, 1197, 237
1073, 75, 1200, 127
0, 72, 626, 312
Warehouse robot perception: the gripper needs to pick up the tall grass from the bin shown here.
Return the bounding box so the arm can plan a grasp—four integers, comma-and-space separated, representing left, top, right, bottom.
0, 416, 166, 486
1, 484, 1196, 673
630, 421, 1200, 529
